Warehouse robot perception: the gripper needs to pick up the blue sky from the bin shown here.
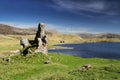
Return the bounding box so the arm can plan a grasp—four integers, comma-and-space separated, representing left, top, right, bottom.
0, 0, 120, 33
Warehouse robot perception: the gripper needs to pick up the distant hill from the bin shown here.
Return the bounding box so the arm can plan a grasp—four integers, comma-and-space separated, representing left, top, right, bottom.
77, 33, 120, 38
0, 24, 36, 35
0, 24, 60, 35
97, 33, 120, 38
76, 33, 96, 38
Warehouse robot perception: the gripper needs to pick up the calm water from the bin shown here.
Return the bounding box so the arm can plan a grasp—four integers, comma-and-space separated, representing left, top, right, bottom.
49, 42, 120, 60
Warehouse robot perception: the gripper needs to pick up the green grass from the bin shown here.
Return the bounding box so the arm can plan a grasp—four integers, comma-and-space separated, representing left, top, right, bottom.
0, 34, 120, 80
0, 53, 120, 80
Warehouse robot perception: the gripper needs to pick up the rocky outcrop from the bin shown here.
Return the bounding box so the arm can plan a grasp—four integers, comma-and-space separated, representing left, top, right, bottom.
20, 23, 48, 55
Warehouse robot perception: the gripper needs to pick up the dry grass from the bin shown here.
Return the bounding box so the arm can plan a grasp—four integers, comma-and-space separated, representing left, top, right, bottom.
48, 34, 83, 45
0, 34, 82, 54
0, 35, 19, 53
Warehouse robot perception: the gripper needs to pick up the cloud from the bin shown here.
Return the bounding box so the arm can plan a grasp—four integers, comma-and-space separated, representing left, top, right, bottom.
52, 0, 120, 16
46, 23, 90, 33
53, 0, 105, 12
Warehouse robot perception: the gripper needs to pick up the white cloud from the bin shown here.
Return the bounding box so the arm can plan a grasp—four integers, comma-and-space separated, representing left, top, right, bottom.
52, 0, 119, 16
55, 0, 105, 12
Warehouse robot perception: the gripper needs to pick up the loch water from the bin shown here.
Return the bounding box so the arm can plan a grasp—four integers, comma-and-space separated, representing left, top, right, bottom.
49, 42, 120, 60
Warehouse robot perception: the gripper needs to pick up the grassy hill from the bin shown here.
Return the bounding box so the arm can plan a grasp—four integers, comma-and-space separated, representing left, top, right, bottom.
0, 53, 120, 80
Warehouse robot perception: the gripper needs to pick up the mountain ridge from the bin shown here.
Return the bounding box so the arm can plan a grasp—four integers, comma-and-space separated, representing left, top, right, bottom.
0, 24, 37, 35
77, 33, 120, 38
1, 24, 120, 39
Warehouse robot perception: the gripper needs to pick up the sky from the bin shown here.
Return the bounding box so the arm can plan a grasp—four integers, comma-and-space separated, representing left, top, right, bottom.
0, 0, 120, 34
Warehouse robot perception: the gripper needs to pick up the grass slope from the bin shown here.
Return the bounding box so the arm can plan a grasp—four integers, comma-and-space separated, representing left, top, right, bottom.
0, 53, 120, 80
0, 34, 120, 80
0, 34, 82, 53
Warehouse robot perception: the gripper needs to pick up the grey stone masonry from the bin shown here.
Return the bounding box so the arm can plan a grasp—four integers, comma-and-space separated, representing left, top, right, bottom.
20, 23, 48, 55
34, 23, 48, 54
20, 37, 29, 49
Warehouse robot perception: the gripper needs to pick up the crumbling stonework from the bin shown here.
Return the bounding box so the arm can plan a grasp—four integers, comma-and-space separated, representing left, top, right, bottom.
20, 37, 29, 49
20, 23, 48, 55
34, 23, 45, 41
34, 23, 48, 54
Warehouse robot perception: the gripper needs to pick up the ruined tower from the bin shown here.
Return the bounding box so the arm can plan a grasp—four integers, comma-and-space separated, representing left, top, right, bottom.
20, 23, 48, 55
34, 23, 48, 54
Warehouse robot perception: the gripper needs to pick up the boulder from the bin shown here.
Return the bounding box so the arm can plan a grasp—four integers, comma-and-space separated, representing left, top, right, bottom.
82, 64, 92, 70
44, 60, 51, 64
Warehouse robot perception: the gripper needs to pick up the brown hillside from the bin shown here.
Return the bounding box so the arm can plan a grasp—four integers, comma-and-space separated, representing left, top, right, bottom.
0, 24, 36, 35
